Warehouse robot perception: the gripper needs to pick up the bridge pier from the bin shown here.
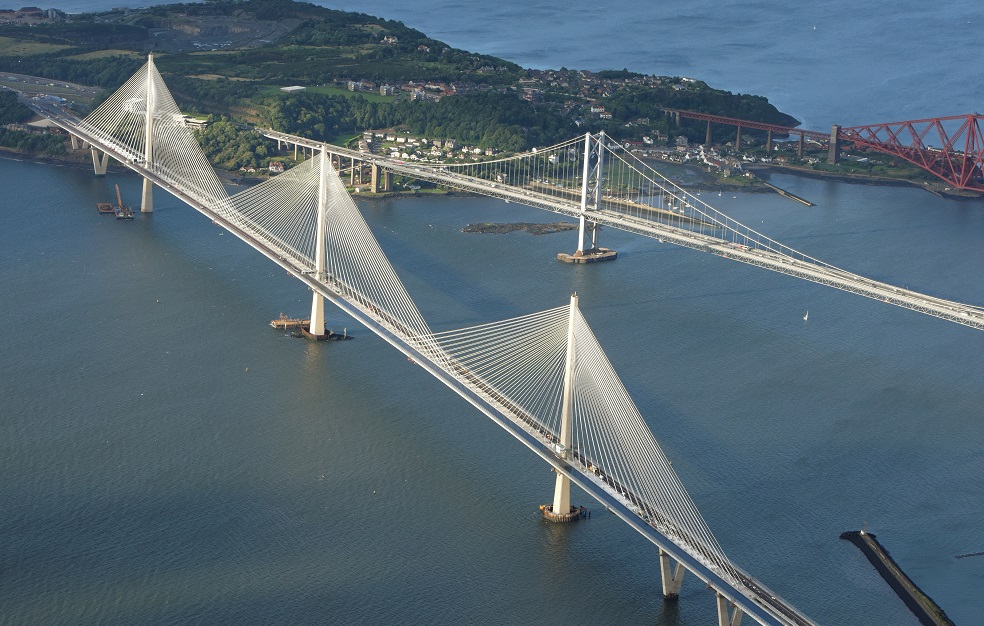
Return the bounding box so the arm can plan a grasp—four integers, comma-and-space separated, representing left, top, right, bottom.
370, 164, 391, 193
766, 130, 773, 153
90, 147, 109, 176
798, 134, 805, 158
705, 120, 713, 148
734, 126, 742, 151
141, 178, 154, 213
659, 548, 686, 600
716, 592, 744, 626
827, 124, 841, 164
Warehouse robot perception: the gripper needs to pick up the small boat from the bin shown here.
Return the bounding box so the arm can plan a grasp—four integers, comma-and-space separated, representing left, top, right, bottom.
803, 310, 809, 321
96, 202, 114, 214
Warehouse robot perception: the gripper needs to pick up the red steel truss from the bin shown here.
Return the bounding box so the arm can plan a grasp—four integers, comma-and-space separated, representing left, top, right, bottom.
839, 115, 984, 192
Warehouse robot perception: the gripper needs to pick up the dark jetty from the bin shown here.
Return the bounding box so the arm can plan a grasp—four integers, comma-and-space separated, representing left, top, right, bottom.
840, 531, 954, 626
462, 222, 577, 235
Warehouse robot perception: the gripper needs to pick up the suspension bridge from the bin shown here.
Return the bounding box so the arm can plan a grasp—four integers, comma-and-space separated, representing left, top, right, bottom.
22, 55, 984, 625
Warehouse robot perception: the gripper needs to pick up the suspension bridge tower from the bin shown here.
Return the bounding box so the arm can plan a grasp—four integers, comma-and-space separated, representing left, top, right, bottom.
557, 133, 617, 264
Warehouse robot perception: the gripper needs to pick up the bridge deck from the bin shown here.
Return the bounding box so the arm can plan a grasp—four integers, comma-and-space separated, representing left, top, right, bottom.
262, 129, 984, 332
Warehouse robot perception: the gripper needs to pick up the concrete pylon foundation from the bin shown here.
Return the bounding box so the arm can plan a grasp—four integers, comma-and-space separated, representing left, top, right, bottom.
659, 548, 685, 600
141, 178, 154, 213
90, 148, 109, 176
308, 290, 326, 338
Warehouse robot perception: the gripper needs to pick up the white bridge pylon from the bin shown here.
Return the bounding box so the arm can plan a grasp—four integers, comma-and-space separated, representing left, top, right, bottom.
50, 57, 817, 624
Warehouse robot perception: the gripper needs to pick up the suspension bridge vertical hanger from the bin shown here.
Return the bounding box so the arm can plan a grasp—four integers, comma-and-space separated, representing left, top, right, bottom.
557, 133, 617, 263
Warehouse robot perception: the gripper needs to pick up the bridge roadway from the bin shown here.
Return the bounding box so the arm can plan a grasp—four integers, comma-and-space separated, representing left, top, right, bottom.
39, 116, 817, 625
261, 130, 984, 333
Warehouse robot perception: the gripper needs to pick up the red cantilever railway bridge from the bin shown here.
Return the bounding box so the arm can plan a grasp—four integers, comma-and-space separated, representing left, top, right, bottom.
664, 109, 984, 193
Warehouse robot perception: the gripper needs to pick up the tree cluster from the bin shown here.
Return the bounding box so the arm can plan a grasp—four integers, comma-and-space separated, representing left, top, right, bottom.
196, 119, 269, 170
264, 90, 576, 151
0, 91, 32, 125
0, 128, 68, 155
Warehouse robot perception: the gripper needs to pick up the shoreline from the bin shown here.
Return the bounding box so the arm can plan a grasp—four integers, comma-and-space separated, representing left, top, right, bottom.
748, 163, 983, 200
4, 144, 979, 202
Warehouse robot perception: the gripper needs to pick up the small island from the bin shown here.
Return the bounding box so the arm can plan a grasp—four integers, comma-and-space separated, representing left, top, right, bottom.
462, 222, 577, 235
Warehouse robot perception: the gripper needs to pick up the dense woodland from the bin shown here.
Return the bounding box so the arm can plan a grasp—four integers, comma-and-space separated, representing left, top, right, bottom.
263, 91, 577, 151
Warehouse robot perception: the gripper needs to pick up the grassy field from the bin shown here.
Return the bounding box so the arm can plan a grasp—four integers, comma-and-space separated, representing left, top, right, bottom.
66, 49, 144, 61
256, 83, 395, 103
0, 36, 73, 57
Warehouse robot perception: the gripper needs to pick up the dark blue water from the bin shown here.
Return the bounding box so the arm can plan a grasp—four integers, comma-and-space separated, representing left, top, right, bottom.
2, 1, 984, 624
2, 156, 983, 625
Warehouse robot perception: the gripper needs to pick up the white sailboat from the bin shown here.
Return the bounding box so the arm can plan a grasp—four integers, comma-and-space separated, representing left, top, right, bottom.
803, 310, 809, 321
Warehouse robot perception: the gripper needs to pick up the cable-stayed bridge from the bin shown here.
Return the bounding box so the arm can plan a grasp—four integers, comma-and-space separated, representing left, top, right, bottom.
22, 55, 982, 625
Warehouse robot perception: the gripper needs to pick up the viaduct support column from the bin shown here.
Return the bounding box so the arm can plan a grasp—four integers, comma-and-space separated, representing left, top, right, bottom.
659, 548, 685, 600
716, 592, 744, 626
371, 163, 381, 192
705, 120, 713, 147
90, 147, 110, 176
798, 134, 805, 158
543, 293, 579, 522
734, 126, 742, 151
141, 52, 155, 213
827, 124, 841, 164
766, 130, 773, 153
674, 111, 681, 128
70, 134, 80, 150
308, 147, 328, 339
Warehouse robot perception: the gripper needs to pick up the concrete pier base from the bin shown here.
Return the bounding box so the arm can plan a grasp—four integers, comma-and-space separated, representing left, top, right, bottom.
557, 248, 617, 264
659, 548, 685, 600
539, 504, 581, 523
141, 177, 153, 213
90, 148, 109, 176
